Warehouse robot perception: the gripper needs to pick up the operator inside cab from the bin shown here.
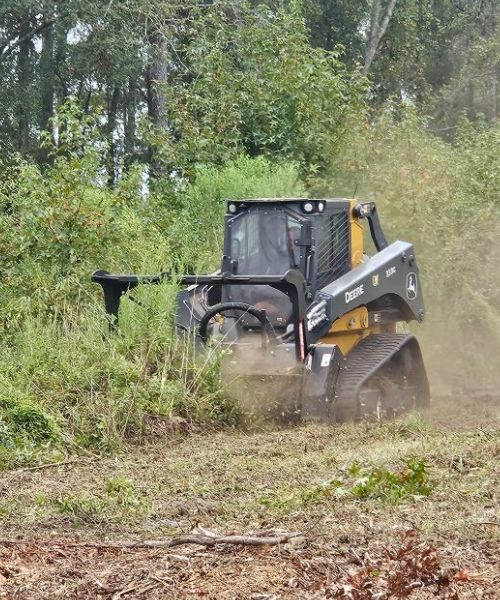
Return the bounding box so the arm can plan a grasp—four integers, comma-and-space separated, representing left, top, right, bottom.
229, 210, 302, 276
224, 210, 302, 327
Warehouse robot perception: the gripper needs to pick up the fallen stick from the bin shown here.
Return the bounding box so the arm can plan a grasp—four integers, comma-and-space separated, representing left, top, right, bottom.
13, 459, 90, 474
0, 532, 302, 550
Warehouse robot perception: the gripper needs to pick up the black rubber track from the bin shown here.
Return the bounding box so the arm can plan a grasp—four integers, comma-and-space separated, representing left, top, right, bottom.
333, 333, 427, 423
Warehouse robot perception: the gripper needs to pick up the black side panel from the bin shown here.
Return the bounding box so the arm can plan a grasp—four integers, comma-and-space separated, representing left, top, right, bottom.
301, 344, 344, 421
309, 241, 426, 343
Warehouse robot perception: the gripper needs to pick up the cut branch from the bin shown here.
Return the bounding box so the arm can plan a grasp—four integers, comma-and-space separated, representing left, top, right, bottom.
0, 531, 301, 551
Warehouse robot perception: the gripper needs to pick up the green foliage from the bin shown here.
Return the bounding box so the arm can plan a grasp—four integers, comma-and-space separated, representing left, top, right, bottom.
148, 1, 366, 177
0, 129, 303, 456
6, 401, 61, 444
54, 495, 109, 524
1, 0, 499, 180
105, 476, 142, 509
54, 475, 147, 523
350, 458, 434, 503
258, 457, 434, 514
161, 155, 305, 273
0, 102, 128, 326
0, 284, 238, 454
0, 417, 14, 448
0, 117, 305, 328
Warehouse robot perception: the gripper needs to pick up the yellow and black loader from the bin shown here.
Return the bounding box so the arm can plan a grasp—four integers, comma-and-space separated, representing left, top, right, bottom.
92, 198, 430, 422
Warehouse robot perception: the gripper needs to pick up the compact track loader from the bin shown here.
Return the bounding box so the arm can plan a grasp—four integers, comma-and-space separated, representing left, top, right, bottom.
92, 198, 430, 422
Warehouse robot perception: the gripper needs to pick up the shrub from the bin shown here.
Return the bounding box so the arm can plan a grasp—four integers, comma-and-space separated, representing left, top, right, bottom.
258, 458, 434, 514
350, 458, 434, 503
7, 402, 61, 444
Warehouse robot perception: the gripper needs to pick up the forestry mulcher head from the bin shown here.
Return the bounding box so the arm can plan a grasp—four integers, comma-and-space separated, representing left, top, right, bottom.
92, 198, 430, 423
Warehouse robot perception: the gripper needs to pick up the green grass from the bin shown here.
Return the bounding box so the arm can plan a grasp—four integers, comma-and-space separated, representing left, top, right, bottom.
0, 399, 497, 599
52, 476, 149, 525
0, 156, 305, 459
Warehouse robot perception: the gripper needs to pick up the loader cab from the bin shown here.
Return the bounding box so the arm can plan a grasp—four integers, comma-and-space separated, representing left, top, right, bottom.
220, 198, 357, 328
223, 204, 306, 277
222, 198, 356, 289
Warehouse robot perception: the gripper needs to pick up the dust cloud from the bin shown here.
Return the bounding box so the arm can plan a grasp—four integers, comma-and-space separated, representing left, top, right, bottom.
220, 336, 304, 426
420, 219, 500, 408
412, 219, 500, 431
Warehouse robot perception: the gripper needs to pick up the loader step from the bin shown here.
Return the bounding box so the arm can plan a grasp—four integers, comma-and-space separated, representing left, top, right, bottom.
333, 333, 429, 422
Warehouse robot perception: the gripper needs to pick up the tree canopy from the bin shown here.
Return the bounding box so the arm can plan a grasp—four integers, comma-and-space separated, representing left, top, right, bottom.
1, 0, 499, 182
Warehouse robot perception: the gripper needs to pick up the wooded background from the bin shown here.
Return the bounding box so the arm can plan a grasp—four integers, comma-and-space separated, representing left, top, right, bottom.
1, 0, 499, 181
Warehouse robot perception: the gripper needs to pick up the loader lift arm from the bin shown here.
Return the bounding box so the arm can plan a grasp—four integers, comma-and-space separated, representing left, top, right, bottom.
353, 202, 389, 252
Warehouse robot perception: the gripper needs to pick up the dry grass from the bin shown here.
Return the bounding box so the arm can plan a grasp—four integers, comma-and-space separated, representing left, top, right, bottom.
0, 396, 498, 598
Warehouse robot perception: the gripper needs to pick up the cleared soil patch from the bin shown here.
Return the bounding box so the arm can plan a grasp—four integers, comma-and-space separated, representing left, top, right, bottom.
0, 396, 498, 598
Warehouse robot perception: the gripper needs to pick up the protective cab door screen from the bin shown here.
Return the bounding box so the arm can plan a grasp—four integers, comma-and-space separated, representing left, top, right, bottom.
225, 209, 302, 327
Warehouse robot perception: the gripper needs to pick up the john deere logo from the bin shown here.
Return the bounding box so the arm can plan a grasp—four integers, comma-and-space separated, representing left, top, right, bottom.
406, 272, 417, 300
372, 274, 379, 286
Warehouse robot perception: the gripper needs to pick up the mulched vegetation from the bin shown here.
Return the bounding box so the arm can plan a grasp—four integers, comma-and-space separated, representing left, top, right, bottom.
0, 396, 498, 598
0, 529, 498, 598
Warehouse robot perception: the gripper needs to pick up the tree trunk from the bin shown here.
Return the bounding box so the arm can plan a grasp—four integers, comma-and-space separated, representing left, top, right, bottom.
17, 16, 33, 155
124, 76, 137, 172
39, 16, 55, 163
106, 85, 121, 186
483, 0, 497, 123
363, 0, 398, 75
467, 79, 475, 120
145, 30, 168, 179
55, 21, 69, 104
83, 88, 92, 115
487, 66, 497, 123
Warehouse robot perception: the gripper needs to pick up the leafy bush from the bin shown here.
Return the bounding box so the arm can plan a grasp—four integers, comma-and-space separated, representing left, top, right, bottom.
6, 402, 61, 444
105, 476, 143, 509
54, 475, 148, 524
54, 495, 109, 524
349, 458, 434, 502
148, 1, 366, 177
258, 458, 434, 513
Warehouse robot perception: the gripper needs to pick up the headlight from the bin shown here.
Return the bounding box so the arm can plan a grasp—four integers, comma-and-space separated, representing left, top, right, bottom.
302, 201, 314, 214
228, 203, 238, 214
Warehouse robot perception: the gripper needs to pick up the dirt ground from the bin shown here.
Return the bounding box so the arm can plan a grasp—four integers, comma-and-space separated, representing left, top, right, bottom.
0, 395, 498, 599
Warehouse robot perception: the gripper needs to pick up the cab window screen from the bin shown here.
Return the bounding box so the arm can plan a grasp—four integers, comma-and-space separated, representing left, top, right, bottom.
316, 211, 350, 287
